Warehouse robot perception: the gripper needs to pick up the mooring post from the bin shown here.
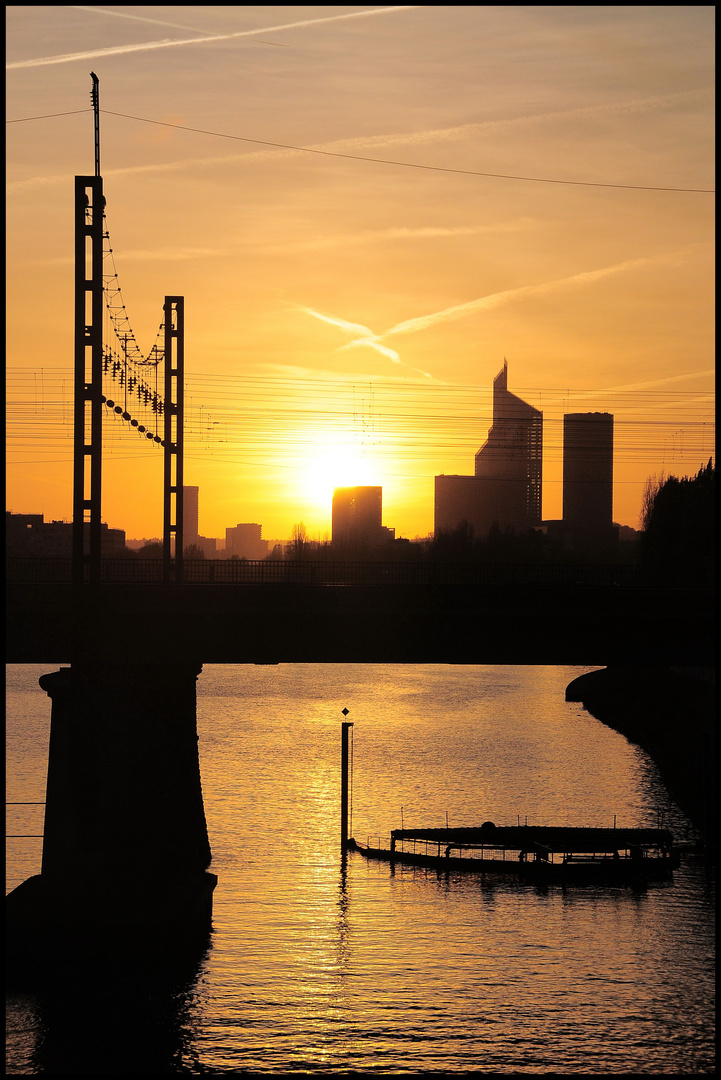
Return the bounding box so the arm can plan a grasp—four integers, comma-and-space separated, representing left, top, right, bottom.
341, 718, 353, 850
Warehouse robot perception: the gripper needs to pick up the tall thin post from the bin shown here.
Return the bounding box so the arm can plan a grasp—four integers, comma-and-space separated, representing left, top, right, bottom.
72, 173, 104, 587
163, 296, 184, 582
341, 721, 354, 850
90, 72, 100, 177
72, 74, 104, 589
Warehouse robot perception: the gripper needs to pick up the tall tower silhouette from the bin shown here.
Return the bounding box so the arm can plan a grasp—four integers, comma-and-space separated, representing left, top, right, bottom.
332, 486, 383, 547
562, 413, 614, 530
435, 362, 543, 539
183, 486, 199, 550
474, 361, 543, 526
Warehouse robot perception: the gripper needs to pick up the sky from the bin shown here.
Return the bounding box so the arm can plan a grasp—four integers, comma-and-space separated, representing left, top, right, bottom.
6, 5, 715, 544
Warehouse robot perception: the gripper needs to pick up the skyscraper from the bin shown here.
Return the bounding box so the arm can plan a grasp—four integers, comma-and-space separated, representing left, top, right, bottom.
225, 523, 268, 559
435, 362, 543, 538
183, 486, 199, 550
562, 413, 614, 530
332, 486, 393, 548
475, 361, 542, 525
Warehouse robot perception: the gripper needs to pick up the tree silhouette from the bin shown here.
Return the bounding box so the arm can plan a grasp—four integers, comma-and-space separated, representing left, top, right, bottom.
640, 459, 715, 583
289, 522, 308, 559
138, 541, 163, 558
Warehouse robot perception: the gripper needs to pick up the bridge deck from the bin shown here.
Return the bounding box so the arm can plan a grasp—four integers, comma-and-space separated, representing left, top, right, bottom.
6, 573, 713, 666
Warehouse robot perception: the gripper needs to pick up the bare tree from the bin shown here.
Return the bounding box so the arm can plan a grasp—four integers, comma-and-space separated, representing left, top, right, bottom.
290, 521, 307, 559
639, 471, 666, 531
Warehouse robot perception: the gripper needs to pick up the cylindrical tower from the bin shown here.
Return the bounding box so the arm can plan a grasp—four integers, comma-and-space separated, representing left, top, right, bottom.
562, 413, 614, 530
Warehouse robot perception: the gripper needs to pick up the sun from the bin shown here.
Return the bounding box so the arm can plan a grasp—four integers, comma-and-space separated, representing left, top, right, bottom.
301, 444, 380, 508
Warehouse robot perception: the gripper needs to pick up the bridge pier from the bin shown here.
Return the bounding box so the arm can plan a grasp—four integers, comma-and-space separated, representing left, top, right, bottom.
7, 660, 216, 983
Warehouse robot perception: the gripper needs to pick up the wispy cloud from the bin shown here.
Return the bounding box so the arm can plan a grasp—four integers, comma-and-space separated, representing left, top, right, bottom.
70, 6, 229, 35
112, 245, 229, 262
71, 5, 291, 45
300, 307, 432, 378
383, 256, 661, 340
270, 220, 541, 253
256, 362, 440, 386
582, 371, 716, 395
7, 7, 418, 69
302, 308, 402, 365
7, 84, 711, 194
299, 251, 690, 375
356, 87, 713, 153
530, 369, 716, 412
33, 246, 229, 267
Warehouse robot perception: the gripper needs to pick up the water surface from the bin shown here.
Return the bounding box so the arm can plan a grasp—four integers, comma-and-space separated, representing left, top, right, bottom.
6, 664, 715, 1073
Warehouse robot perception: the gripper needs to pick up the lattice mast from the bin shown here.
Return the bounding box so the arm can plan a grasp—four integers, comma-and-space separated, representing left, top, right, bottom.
72, 74, 185, 583
72, 73, 104, 584
163, 297, 184, 582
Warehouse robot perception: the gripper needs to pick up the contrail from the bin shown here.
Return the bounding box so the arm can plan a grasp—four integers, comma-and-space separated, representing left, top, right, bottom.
299, 252, 686, 376
71, 6, 235, 35
582, 371, 716, 396
300, 307, 432, 378
7, 7, 418, 69
382, 256, 659, 340
302, 308, 403, 364
70, 6, 290, 44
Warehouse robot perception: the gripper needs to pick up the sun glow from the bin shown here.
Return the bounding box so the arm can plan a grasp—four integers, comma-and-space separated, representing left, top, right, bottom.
301, 443, 381, 508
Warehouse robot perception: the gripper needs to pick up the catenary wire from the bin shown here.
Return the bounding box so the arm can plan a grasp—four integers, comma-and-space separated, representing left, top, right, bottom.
6, 107, 714, 193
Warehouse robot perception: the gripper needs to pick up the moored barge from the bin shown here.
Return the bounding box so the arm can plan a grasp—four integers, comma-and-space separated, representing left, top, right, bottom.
348, 821, 679, 885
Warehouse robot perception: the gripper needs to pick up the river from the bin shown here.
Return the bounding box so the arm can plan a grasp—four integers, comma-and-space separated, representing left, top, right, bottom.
5, 663, 715, 1074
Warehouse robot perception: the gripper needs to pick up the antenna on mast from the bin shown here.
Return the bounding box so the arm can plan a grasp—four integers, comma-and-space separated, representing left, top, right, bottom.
90, 72, 100, 176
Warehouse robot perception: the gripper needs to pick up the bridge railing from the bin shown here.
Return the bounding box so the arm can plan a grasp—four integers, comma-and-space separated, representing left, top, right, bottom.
5, 556, 658, 587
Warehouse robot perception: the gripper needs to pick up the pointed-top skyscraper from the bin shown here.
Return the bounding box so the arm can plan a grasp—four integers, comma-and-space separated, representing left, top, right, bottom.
474, 360, 543, 525
435, 362, 543, 539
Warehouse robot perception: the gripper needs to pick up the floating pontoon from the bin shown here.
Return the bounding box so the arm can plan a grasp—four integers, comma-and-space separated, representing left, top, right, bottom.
348, 821, 679, 885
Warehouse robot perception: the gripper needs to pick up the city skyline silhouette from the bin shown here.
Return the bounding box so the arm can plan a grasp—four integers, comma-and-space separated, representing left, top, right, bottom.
6, 7, 713, 544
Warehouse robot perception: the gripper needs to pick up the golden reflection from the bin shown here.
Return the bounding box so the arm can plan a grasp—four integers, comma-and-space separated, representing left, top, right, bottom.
336, 856, 351, 975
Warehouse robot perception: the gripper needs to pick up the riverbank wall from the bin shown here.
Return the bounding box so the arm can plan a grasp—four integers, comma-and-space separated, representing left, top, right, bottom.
566, 667, 715, 850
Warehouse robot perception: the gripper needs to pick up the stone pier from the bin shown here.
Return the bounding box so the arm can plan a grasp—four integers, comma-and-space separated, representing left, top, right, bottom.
6, 660, 216, 982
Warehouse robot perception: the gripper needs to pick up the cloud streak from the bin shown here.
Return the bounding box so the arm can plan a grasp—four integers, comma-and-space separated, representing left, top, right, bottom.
7, 86, 710, 193
300, 252, 687, 376
300, 307, 432, 378
271, 219, 541, 253
71, 5, 291, 45
71, 6, 230, 35
7, 7, 418, 69
382, 256, 661, 341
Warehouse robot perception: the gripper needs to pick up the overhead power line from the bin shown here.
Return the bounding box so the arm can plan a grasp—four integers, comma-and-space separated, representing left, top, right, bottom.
6, 109, 90, 123
100, 110, 715, 193
6, 106, 713, 193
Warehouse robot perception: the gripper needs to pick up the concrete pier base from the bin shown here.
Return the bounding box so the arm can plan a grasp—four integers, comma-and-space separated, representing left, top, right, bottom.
6, 660, 216, 984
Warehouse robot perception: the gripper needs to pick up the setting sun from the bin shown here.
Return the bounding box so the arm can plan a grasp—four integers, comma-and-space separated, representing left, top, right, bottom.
300, 442, 381, 509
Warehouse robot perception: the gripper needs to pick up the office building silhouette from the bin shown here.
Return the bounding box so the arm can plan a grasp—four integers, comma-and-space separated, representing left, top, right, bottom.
435, 361, 542, 538
475, 360, 542, 522
332, 486, 394, 548
225, 523, 269, 560
183, 486, 199, 550
561, 412, 616, 552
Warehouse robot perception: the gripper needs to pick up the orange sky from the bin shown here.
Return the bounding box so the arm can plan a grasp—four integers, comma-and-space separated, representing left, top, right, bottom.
6, 5, 715, 544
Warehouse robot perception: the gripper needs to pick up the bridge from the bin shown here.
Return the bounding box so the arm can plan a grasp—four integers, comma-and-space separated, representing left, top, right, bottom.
6, 562, 713, 667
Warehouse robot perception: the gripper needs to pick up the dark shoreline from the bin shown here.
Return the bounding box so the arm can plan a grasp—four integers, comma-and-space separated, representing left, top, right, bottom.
566, 666, 715, 851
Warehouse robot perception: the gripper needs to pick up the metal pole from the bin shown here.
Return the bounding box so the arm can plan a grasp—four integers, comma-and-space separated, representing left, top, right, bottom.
72, 172, 104, 588
341, 720, 353, 850
90, 72, 100, 177
163, 296, 184, 582
73, 75, 104, 591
